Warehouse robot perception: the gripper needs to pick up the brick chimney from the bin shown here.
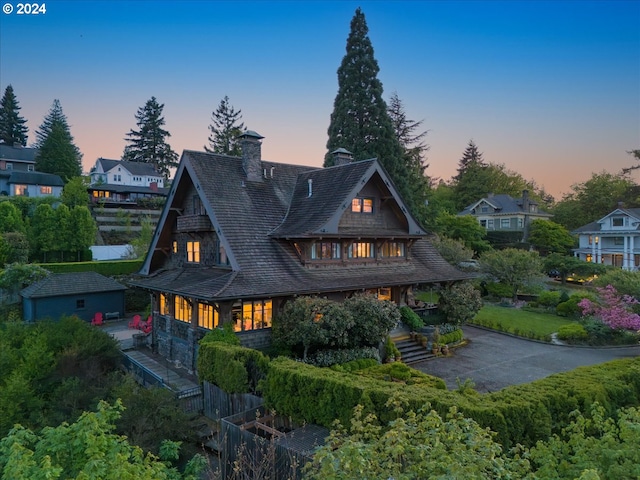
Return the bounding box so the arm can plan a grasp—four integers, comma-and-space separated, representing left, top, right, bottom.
239, 130, 264, 182
331, 148, 353, 166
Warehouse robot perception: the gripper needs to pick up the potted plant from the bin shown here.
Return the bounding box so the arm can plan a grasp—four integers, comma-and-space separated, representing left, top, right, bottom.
440, 344, 449, 355
431, 342, 440, 355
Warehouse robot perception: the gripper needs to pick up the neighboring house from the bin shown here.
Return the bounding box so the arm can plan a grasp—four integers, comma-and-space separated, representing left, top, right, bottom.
0, 144, 65, 197
89, 158, 168, 203
458, 190, 551, 240
130, 131, 471, 371
7, 171, 64, 197
572, 207, 640, 271
21, 271, 127, 322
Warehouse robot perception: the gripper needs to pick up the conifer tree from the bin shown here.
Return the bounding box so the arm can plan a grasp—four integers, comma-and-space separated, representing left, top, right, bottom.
0, 85, 28, 146
35, 121, 82, 181
325, 8, 421, 220
454, 140, 486, 182
34, 100, 83, 181
205, 95, 245, 156
122, 96, 178, 180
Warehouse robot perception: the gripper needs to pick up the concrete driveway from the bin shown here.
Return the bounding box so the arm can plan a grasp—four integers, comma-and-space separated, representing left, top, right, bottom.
413, 325, 640, 393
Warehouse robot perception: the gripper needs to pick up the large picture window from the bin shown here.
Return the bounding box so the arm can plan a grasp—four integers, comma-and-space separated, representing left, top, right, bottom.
348, 241, 375, 259
174, 296, 191, 323
187, 241, 200, 263
311, 241, 341, 260
159, 293, 170, 315
233, 299, 272, 332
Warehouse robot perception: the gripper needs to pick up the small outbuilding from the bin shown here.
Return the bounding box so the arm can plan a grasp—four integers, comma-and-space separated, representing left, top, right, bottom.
21, 271, 127, 322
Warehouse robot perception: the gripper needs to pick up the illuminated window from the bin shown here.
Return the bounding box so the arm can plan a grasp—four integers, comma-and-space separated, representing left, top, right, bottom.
39, 186, 52, 195
187, 241, 200, 262
174, 296, 191, 322
13, 184, 27, 196
351, 197, 373, 213
378, 288, 391, 301
198, 303, 218, 329
586, 254, 593, 262
233, 299, 272, 332
159, 293, 169, 315
347, 241, 375, 259
172, 241, 178, 254
380, 241, 405, 258
311, 241, 341, 260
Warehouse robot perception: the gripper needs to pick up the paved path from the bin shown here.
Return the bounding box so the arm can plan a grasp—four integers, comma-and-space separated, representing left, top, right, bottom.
413, 326, 640, 393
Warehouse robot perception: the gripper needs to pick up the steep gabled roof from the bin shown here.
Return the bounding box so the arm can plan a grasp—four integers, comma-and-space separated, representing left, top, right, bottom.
21, 272, 126, 299
134, 150, 471, 300
573, 208, 640, 233
96, 158, 162, 177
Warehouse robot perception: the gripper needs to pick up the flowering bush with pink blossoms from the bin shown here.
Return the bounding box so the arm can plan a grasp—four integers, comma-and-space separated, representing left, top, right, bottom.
578, 284, 640, 330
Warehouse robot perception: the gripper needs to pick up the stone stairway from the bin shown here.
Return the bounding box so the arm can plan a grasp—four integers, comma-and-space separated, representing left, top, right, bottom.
392, 333, 433, 365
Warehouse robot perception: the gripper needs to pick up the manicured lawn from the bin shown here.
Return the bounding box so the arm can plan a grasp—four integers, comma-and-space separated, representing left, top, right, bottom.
471, 304, 577, 340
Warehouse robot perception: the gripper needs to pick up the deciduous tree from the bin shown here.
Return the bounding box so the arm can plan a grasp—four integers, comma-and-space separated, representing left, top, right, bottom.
205, 95, 245, 156
435, 212, 491, 254
61, 176, 89, 207
0, 85, 28, 146
438, 282, 483, 325
122, 96, 178, 180
479, 248, 544, 300
528, 219, 575, 254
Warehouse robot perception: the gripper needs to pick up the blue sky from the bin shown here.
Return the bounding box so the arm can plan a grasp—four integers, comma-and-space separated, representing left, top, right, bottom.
1, 0, 638, 199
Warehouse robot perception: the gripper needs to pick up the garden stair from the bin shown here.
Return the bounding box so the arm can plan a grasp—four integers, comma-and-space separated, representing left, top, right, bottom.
392, 334, 432, 365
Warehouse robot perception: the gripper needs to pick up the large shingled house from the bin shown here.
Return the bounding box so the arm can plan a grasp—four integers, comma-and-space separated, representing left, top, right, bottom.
131, 131, 470, 370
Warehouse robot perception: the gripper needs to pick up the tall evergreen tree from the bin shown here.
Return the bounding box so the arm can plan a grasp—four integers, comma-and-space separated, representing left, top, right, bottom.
122, 96, 178, 180
35, 121, 82, 181
0, 85, 28, 146
204, 95, 245, 156
454, 140, 486, 182
325, 8, 420, 220
387, 92, 431, 220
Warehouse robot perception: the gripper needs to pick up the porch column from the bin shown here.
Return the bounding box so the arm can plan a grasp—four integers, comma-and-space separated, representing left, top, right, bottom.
623, 236, 630, 270
591, 239, 596, 263
631, 235, 636, 270
596, 238, 602, 264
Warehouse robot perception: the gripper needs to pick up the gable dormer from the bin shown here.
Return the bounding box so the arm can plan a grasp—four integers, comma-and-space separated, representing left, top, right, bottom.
597, 209, 640, 232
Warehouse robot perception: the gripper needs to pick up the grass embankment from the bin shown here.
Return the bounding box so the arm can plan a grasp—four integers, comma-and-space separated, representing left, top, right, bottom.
471, 305, 576, 341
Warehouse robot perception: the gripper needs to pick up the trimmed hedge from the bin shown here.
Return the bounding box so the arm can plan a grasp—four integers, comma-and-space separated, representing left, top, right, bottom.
37, 259, 143, 276
262, 356, 640, 448
400, 306, 424, 331
197, 342, 269, 395
439, 328, 463, 345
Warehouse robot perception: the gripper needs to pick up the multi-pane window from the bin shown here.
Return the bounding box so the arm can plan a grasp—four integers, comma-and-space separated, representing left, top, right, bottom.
159, 293, 169, 315
198, 303, 218, 329
347, 241, 375, 259
40, 186, 52, 195
13, 184, 27, 196
500, 218, 511, 229
351, 197, 373, 213
380, 241, 405, 258
187, 241, 200, 263
612, 217, 624, 227
174, 296, 191, 322
234, 299, 273, 332
172, 241, 178, 254
311, 241, 341, 260
76, 299, 85, 309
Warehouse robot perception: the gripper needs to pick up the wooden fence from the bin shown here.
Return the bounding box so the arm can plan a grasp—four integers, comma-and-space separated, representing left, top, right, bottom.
202, 381, 263, 421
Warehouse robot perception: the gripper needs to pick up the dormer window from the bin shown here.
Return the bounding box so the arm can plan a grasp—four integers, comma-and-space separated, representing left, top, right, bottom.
380, 241, 405, 258
347, 241, 374, 258
612, 217, 624, 227
352, 197, 373, 213
187, 241, 200, 263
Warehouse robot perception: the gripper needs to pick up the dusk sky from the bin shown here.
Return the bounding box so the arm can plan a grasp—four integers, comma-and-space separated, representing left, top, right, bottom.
1, 0, 638, 199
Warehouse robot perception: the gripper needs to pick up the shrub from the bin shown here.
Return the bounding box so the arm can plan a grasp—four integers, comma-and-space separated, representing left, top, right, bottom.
556, 292, 597, 317
485, 282, 513, 299
200, 323, 240, 345
400, 306, 424, 331
538, 290, 562, 307
556, 323, 588, 343
305, 346, 380, 367
440, 329, 463, 345
438, 282, 482, 325
196, 342, 268, 394
330, 358, 379, 373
